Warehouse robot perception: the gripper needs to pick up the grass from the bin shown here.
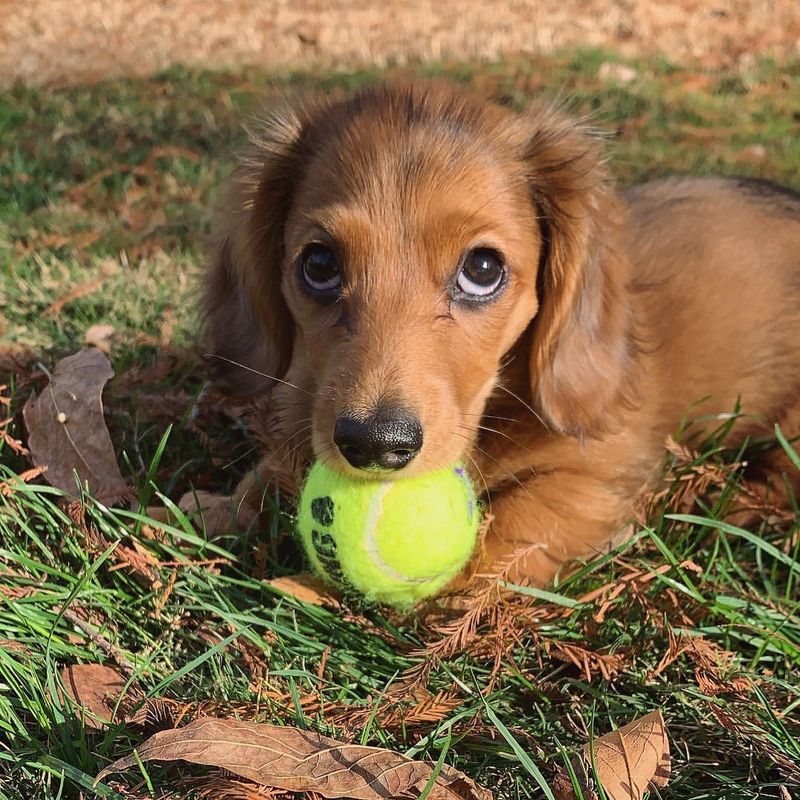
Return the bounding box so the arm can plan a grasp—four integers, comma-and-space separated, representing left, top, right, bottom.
1, 50, 799, 799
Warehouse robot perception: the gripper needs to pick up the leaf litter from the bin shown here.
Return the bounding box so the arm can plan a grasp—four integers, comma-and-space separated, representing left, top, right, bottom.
78, 661, 671, 799
11, 346, 790, 796
67, 648, 670, 800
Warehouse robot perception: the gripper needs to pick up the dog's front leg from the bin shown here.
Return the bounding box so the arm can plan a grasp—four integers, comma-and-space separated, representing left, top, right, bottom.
468, 424, 663, 586
476, 454, 651, 586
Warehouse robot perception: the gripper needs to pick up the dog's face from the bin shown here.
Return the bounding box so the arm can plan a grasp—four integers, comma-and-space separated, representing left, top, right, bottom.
207, 85, 634, 478
280, 106, 543, 476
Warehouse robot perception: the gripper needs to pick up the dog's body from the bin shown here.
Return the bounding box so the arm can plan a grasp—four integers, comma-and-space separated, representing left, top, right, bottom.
206, 84, 800, 586
476, 177, 800, 579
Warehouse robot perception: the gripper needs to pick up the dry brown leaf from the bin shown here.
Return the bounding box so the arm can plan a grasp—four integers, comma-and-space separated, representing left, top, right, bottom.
268, 573, 340, 607
84, 323, 116, 353
0, 386, 29, 456
552, 710, 670, 800
146, 491, 259, 536
22, 349, 128, 504
96, 716, 493, 800
60, 663, 138, 730
178, 490, 250, 535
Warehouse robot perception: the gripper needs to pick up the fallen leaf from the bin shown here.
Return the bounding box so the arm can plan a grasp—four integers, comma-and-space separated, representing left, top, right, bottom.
268, 573, 340, 606
84, 324, 116, 354
23, 349, 128, 504
0, 465, 45, 496
179, 490, 248, 535
96, 716, 493, 800
147, 491, 258, 536
60, 664, 137, 730
552, 710, 670, 800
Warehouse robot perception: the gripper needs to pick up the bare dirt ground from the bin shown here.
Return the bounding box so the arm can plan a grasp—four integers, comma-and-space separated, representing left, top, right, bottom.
2, 0, 800, 88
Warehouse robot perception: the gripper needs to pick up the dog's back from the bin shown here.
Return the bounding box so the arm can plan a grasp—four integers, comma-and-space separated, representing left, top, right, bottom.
624, 177, 800, 442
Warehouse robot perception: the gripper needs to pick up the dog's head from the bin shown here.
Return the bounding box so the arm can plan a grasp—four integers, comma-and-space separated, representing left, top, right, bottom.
206, 84, 635, 477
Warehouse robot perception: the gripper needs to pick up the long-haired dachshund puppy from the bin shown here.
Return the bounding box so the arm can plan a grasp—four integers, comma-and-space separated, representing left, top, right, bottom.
205, 83, 800, 587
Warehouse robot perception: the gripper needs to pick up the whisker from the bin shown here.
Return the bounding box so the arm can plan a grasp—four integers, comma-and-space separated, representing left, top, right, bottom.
460, 450, 491, 516
205, 353, 319, 398
281, 431, 315, 467
472, 448, 533, 502
314, 442, 343, 466
495, 383, 549, 430
454, 430, 534, 502
285, 415, 313, 429
221, 444, 261, 471
281, 423, 313, 447
276, 429, 314, 463
470, 423, 521, 447
462, 412, 519, 424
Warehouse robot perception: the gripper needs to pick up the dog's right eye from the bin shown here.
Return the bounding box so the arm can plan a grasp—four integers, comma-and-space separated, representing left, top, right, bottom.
301, 244, 342, 295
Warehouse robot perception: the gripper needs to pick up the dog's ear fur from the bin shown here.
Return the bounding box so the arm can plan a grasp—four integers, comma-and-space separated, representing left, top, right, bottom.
203, 105, 310, 394
523, 108, 637, 438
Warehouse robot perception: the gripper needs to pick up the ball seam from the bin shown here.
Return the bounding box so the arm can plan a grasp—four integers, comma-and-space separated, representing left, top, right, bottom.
364, 481, 431, 585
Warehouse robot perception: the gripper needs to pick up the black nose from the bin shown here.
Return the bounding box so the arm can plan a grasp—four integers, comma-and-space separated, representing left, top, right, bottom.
333, 409, 423, 471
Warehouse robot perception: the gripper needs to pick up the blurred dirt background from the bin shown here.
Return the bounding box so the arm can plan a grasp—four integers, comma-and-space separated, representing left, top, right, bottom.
2, 0, 800, 88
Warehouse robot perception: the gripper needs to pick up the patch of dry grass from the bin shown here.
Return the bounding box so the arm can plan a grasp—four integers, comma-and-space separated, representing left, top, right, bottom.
3, 0, 800, 88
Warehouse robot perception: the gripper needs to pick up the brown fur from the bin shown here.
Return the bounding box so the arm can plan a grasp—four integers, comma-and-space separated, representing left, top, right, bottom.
205, 83, 800, 586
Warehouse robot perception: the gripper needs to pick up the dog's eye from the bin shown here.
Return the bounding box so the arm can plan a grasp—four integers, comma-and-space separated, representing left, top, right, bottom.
301, 244, 342, 294
455, 248, 506, 299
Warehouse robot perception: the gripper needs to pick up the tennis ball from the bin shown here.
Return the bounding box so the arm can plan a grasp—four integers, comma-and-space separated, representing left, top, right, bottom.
296, 461, 480, 608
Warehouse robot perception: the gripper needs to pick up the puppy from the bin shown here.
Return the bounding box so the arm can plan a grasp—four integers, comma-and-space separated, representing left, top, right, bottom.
205, 83, 800, 586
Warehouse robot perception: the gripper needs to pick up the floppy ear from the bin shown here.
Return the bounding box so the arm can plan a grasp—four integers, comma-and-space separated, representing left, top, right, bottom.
524, 108, 638, 438
203, 104, 309, 394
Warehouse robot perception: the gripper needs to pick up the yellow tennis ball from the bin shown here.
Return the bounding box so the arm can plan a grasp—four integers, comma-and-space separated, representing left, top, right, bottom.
296, 461, 480, 608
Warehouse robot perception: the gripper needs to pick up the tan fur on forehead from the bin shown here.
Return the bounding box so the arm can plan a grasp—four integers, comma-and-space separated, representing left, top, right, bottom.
283, 85, 529, 211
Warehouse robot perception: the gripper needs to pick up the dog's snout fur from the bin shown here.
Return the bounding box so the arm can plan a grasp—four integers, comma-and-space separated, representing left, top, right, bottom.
206, 82, 800, 587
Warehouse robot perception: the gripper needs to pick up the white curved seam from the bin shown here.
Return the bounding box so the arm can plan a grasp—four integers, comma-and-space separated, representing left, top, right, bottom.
363, 482, 432, 584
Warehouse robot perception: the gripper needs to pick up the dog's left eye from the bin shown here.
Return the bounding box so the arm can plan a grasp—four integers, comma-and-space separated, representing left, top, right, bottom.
301, 244, 342, 295
454, 248, 506, 299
